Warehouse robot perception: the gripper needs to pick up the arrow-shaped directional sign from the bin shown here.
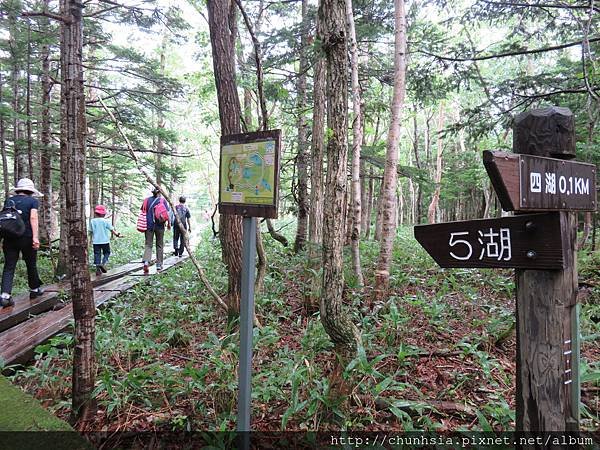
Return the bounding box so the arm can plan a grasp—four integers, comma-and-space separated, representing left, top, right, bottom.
414, 213, 568, 270
483, 150, 597, 212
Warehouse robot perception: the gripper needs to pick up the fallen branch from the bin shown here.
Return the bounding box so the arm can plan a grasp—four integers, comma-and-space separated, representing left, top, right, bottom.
98, 97, 227, 312
266, 218, 289, 247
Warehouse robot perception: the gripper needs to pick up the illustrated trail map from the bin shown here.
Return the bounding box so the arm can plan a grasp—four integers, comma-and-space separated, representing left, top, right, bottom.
220, 140, 276, 206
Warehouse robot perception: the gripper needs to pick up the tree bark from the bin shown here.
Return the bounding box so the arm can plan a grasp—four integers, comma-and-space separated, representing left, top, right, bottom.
293, 0, 310, 254
427, 105, 445, 224
60, 0, 96, 424
26, 21, 34, 179
207, 0, 243, 318
0, 72, 9, 198
319, 0, 361, 360
373, 0, 407, 300
364, 166, 374, 239
39, 0, 54, 246
306, 11, 326, 312
155, 40, 166, 186
346, 0, 364, 286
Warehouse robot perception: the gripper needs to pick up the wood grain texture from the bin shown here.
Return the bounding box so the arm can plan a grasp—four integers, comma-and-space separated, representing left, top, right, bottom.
514, 107, 580, 436
414, 213, 565, 270
513, 107, 576, 159
484, 150, 597, 212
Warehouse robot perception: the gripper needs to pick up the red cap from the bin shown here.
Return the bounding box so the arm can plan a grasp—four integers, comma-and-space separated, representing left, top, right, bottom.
94, 205, 107, 215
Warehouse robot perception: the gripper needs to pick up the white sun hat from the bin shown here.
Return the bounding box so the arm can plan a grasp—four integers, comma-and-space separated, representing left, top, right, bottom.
12, 178, 43, 197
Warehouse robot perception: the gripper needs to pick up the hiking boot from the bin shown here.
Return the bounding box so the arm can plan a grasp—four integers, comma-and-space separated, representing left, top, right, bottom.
1, 295, 14, 307
100, 264, 108, 273
96, 266, 103, 276
29, 288, 44, 300
143, 263, 149, 275
156, 264, 163, 272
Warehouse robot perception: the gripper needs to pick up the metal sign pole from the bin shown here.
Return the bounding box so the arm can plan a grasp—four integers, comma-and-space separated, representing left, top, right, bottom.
237, 217, 256, 445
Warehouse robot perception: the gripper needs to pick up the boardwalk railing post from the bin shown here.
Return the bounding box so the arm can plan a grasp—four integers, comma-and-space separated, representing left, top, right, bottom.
513, 107, 580, 437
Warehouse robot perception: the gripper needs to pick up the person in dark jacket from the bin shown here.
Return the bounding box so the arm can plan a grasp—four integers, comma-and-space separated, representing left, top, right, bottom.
141, 187, 171, 273
1, 178, 44, 307
172, 196, 191, 257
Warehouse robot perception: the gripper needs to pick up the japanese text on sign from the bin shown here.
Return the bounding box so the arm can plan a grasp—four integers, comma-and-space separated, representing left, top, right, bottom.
449, 228, 512, 262
529, 172, 590, 196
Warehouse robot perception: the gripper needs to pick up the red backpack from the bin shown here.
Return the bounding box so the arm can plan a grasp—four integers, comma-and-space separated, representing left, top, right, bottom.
153, 199, 170, 224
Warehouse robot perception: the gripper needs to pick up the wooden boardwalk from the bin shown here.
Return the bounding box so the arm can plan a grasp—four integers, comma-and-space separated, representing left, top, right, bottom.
0, 255, 188, 367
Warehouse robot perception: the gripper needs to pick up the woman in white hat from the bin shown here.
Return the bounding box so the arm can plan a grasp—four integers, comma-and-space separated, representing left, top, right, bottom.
1, 178, 44, 307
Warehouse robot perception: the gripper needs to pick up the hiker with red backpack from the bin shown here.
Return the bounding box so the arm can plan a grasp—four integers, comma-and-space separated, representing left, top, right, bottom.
89, 205, 121, 276
138, 187, 171, 273
0, 178, 44, 307
172, 196, 191, 257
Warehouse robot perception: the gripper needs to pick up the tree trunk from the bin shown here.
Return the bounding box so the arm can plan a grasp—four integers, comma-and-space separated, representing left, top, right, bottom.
0, 72, 9, 198
306, 11, 327, 312
364, 166, 374, 239
60, 0, 96, 424
373, 0, 406, 300
427, 106, 445, 224
12, 56, 24, 182
346, 0, 364, 286
293, 0, 310, 254
156, 41, 166, 186
39, 0, 54, 245
207, 0, 243, 318
26, 21, 34, 179
255, 219, 266, 294
319, 0, 361, 361
360, 159, 368, 232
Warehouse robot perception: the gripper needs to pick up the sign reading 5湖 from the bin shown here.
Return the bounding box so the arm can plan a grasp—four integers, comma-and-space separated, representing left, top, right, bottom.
414, 214, 566, 270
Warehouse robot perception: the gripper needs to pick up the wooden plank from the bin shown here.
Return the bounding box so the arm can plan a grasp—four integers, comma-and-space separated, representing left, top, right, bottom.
0, 260, 147, 332
0, 256, 189, 367
483, 150, 597, 212
0, 291, 60, 333
44, 260, 145, 292
414, 213, 565, 269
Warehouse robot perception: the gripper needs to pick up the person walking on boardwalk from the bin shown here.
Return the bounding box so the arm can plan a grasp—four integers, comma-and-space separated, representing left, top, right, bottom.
172, 196, 191, 257
89, 205, 121, 276
140, 187, 171, 274
0, 178, 44, 307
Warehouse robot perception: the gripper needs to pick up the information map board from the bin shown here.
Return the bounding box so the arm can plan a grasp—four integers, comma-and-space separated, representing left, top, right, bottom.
218, 129, 281, 218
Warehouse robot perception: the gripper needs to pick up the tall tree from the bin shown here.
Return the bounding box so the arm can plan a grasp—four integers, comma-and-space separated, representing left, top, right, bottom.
60, 0, 96, 422
373, 0, 406, 300
427, 105, 444, 223
39, 0, 54, 245
293, 0, 310, 253
207, 0, 243, 318
306, 9, 326, 312
320, 0, 361, 361
346, 0, 364, 286
0, 71, 8, 198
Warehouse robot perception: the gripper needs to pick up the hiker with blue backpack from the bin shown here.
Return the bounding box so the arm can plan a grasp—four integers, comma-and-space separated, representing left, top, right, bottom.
172, 196, 191, 257
0, 178, 44, 307
137, 187, 171, 274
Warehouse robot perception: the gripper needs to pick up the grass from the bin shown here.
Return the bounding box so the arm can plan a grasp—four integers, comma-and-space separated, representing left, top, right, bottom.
3, 220, 599, 434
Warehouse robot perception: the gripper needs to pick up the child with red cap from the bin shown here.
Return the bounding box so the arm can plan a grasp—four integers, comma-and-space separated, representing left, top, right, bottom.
89, 205, 121, 276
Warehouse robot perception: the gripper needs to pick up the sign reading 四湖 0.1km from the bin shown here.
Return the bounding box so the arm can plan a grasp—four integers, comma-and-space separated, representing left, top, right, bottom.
219, 130, 281, 218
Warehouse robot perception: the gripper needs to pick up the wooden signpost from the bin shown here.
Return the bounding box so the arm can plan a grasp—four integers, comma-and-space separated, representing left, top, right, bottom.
415, 107, 595, 440
483, 150, 597, 212
218, 130, 281, 444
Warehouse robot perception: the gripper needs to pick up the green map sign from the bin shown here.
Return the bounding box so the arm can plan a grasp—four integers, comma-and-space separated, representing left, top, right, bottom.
218, 130, 281, 218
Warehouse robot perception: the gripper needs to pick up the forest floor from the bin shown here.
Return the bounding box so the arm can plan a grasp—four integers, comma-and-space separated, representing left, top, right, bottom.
3, 220, 600, 437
